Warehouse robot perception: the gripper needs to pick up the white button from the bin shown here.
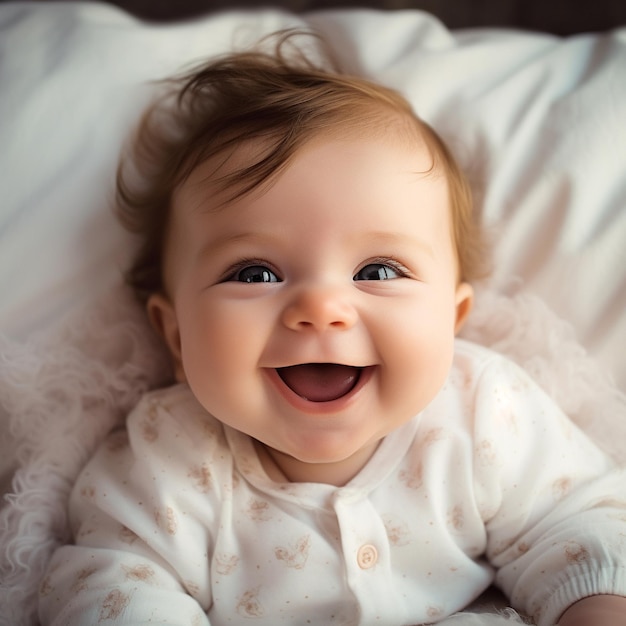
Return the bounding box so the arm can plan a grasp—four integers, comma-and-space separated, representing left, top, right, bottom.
357, 544, 378, 569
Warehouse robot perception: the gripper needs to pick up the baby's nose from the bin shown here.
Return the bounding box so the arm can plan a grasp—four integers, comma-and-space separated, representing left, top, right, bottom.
281, 285, 358, 332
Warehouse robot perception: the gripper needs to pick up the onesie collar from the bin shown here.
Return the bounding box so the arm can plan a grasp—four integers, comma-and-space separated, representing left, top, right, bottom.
223, 413, 422, 509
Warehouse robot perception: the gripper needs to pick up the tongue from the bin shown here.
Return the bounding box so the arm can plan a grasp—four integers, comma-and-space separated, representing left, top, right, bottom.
277, 364, 360, 402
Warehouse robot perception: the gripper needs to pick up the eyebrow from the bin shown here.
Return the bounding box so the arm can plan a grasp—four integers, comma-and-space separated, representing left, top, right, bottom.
357, 231, 435, 258
197, 230, 435, 262
196, 232, 282, 260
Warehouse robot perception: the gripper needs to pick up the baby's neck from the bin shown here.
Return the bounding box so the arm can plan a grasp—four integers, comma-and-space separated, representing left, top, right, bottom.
255, 441, 380, 487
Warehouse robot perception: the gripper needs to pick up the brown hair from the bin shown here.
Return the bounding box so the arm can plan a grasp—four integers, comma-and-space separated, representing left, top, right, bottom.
116, 31, 489, 302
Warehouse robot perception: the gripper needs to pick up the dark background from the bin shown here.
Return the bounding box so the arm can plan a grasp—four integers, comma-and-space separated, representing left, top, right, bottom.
10, 0, 626, 35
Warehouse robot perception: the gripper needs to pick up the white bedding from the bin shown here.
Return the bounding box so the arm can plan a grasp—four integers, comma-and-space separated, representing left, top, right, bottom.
0, 3, 624, 625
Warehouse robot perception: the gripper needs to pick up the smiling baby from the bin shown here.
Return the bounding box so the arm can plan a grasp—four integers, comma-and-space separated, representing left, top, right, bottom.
39, 31, 626, 626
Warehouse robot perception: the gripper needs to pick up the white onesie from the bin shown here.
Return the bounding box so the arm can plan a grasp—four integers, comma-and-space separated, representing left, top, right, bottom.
39, 339, 626, 625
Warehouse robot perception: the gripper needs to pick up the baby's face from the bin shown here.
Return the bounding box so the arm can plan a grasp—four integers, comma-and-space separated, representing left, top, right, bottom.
149, 134, 473, 484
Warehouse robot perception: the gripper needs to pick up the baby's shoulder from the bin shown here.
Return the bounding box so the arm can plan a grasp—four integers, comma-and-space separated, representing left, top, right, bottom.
445, 339, 564, 429
71, 385, 232, 536
83, 384, 233, 492
444, 339, 552, 412
126, 384, 228, 455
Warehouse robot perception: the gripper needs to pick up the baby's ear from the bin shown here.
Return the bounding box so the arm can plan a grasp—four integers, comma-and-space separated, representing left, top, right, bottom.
454, 282, 474, 334
147, 293, 186, 382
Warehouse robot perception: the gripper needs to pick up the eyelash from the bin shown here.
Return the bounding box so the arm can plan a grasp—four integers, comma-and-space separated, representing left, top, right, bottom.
359, 257, 412, 279
219, 256, 412, 283
219, 258, 282, 283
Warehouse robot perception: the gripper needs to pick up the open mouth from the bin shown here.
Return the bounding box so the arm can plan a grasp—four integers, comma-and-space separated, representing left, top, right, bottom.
276, 363, 363, 403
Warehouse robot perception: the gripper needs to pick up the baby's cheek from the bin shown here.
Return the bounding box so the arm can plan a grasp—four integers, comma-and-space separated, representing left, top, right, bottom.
407, 342, 454, 407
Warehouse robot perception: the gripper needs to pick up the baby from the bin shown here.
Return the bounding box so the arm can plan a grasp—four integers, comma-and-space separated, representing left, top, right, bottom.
39, 32, 626, 625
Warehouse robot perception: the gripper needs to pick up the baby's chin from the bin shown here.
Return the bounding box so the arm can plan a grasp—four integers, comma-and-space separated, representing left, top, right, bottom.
259, 438, 382, 485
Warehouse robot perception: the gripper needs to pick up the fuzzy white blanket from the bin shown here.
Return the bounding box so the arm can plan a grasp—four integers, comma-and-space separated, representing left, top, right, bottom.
1, 284, 624, 626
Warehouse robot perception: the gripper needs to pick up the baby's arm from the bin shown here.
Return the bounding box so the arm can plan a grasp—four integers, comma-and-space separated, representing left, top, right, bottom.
488, 456, 626, 626
40, 542, 211, 625
470, 355, 626, 626
558, 595, 626, 625
40, 388, 219, 625
39, 459, 213, 625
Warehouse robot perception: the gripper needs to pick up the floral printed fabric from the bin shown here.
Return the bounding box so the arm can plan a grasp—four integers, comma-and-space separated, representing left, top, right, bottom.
39, 339, 626, 626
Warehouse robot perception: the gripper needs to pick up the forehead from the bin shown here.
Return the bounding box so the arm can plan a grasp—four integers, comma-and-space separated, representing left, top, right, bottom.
174, 119, 443, 213
171, 133, 451, 250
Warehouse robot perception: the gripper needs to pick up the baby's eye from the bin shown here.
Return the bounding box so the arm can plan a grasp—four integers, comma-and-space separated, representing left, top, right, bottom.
353, 263, 403, 281
233, 265, 281, 283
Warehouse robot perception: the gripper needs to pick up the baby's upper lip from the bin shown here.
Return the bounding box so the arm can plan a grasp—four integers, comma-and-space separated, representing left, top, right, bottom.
275, 362, 366, 372
266, 356, 376, 368
275, 361, 366, 368
260, 339, 377, 371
